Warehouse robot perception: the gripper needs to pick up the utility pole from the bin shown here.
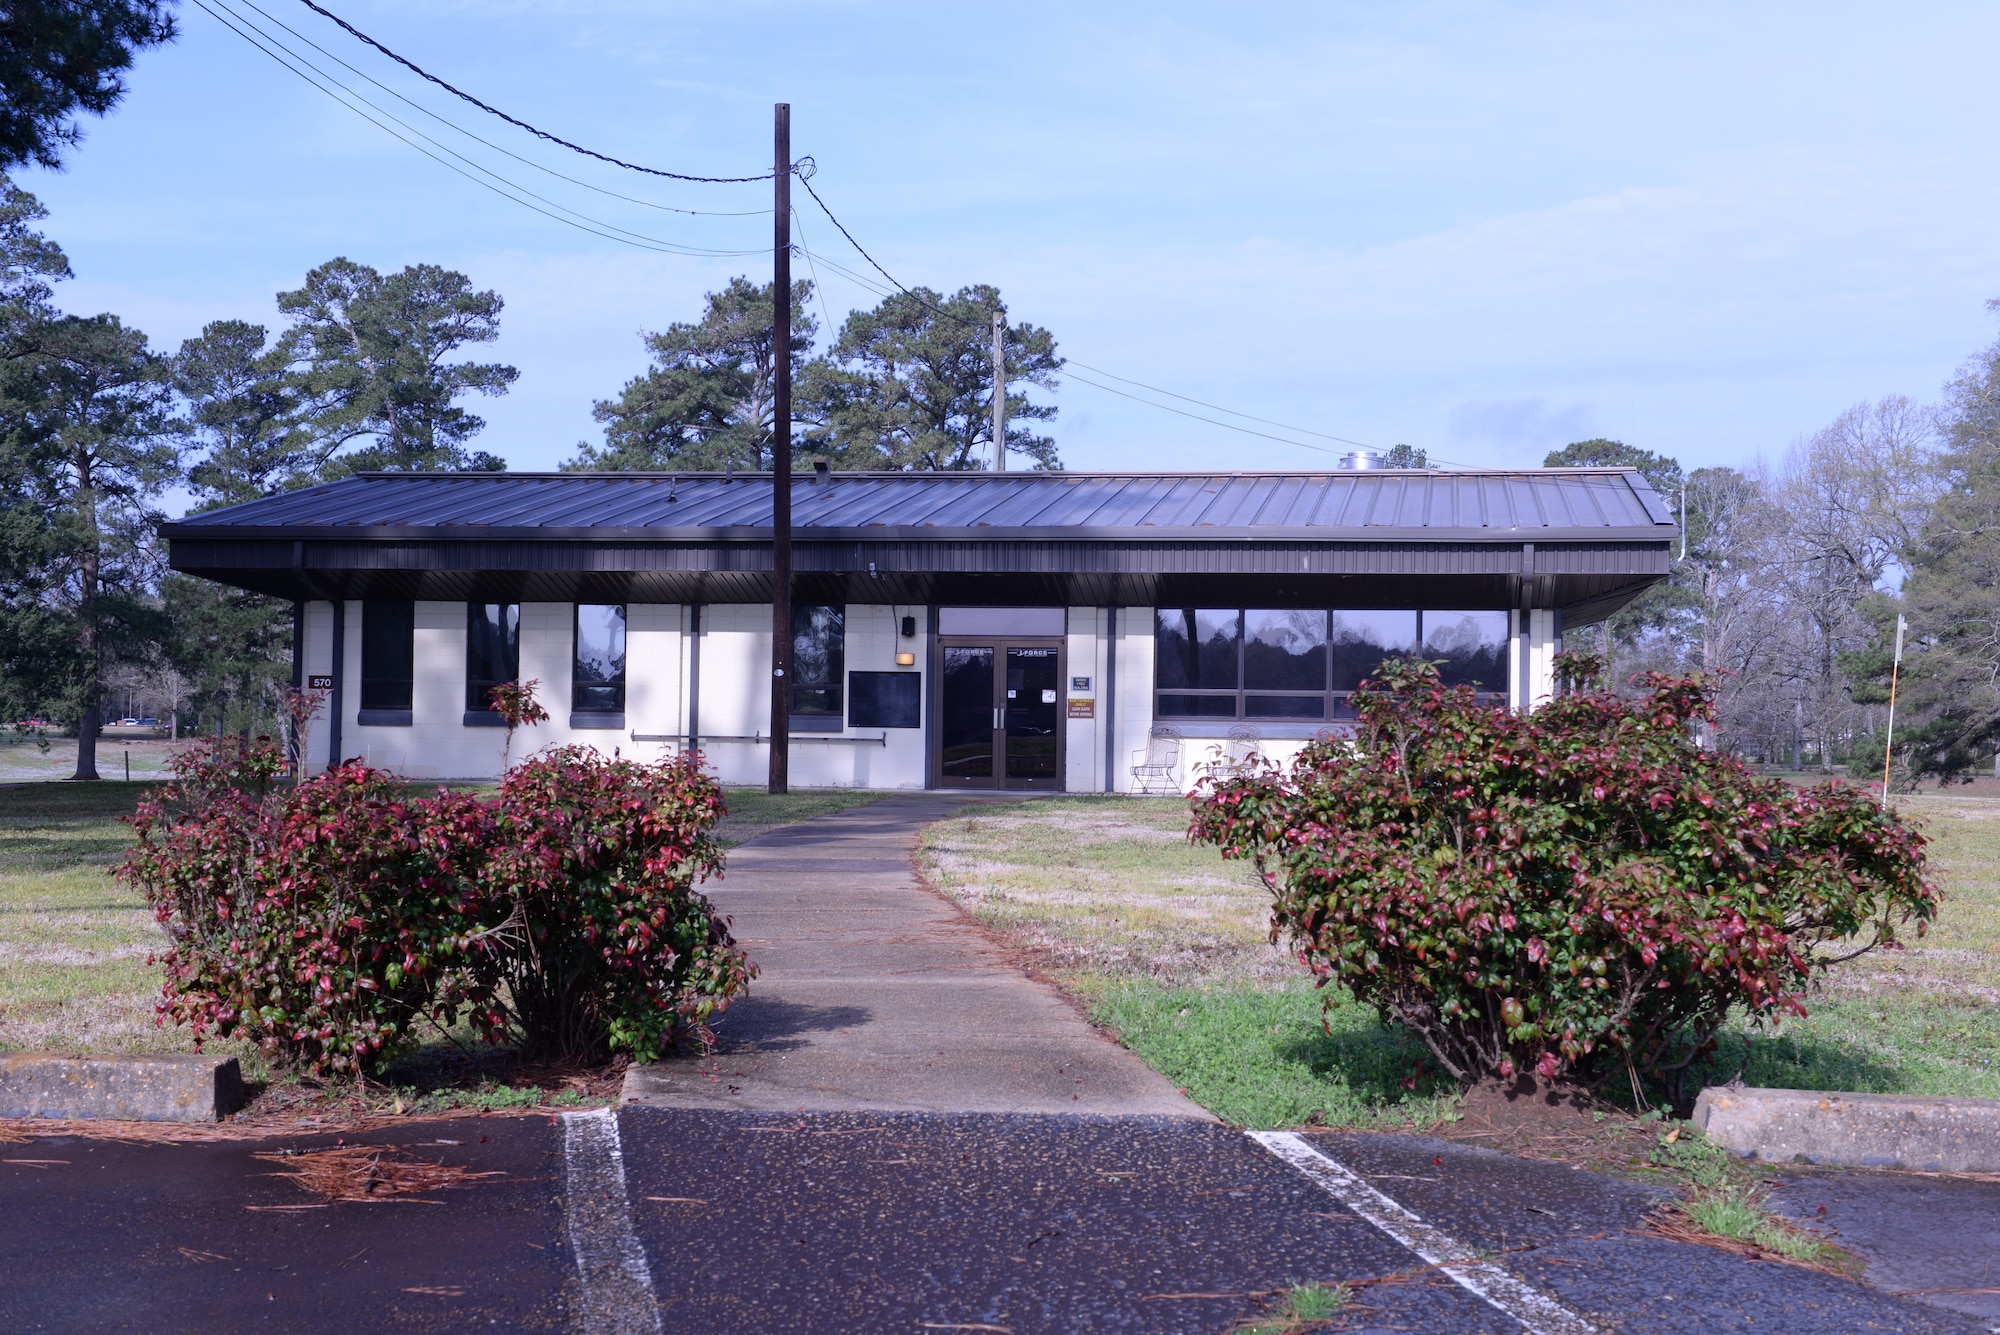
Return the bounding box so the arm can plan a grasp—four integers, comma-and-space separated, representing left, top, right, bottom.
769, 102, 792, 795
991, 309, 1006, 472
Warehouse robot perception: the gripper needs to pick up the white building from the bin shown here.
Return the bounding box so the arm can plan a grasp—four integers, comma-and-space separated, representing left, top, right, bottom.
162, 467, 1677, 792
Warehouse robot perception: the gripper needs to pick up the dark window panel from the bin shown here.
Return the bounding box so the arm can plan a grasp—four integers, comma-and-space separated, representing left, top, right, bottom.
1154, 609, 1241, 690
573, 603, 627, 713
791, 604, 845, 716
1156, 693, 1239, 719
1245, 694, 1326, 720
1425, 610, 1510, 691
1244, 609, 1328, 692
360, 600, 414, 712
1329, 610, 1419, 691
465, 603, 520, 714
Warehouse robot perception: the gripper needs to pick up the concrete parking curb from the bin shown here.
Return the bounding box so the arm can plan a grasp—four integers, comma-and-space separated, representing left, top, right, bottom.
1694, 1085, 2000, 1172
0, 1053, 246, 1123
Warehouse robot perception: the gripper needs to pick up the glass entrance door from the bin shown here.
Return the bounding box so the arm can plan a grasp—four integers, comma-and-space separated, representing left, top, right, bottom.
1003, 646, 1060, 783
939, 646, 995, 782
936, 638, 1064, 789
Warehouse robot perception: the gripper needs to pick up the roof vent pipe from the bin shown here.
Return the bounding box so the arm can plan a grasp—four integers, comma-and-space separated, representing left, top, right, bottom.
1337, 450, 1383, 470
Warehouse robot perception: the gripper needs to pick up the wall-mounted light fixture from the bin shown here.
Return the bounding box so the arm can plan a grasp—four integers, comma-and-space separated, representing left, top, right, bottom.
895, 652, 916, 667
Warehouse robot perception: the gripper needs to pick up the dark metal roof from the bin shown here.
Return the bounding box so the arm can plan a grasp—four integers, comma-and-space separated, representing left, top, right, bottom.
162, 468, 1678, 544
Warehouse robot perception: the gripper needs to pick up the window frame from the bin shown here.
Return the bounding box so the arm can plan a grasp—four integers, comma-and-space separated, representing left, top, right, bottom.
570, 602, 628, 729
1152, 607, 1511, 725
358, 599, 415, 726
790, 603, 846, 730
463, 601, 521, 726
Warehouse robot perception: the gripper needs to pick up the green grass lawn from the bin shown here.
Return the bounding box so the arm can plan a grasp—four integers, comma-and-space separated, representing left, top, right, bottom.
1687, 790, 2000, 1099
916, 796, 1459, 1128
918, 791, 2000, 1128
0, 779, 879, 1058
0, 781, 182, 1056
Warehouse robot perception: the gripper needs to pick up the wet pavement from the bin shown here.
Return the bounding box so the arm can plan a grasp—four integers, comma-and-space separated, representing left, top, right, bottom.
0, 1114, 572, 1333
1768, 1167, 2000, 1326
3, 1108, 1993, 1334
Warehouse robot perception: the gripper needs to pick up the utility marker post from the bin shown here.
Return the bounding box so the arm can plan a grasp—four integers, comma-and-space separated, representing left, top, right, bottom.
991, 309, 1006, 472
769, 102, 792, 795
1880, 612, 1906, 808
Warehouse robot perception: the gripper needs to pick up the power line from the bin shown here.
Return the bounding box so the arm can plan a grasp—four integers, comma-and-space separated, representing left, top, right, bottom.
798, 244, 1363, 457
195, 0, 764, 258
293, 0, 772, 184
281, 0, 1429, 464
232, 0, 765, 216
1059, 359, 1373, 450
792, 184, 1414, 459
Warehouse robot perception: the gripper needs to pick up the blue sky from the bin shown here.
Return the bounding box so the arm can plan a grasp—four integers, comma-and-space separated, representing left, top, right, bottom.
18, 0, 2000, 477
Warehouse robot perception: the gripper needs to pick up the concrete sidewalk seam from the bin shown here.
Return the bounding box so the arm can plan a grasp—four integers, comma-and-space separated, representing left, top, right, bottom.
561, 1108, 661, 1335
1250, 1130, 1603, 1335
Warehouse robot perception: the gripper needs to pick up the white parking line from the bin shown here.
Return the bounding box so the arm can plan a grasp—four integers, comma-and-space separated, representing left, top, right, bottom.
562, 1108, 662, 1335
1250, 1130, 1602, 1335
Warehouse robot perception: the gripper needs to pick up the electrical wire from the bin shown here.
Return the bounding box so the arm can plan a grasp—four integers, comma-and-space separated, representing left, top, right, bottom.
792, 187, 1420, 460
231, 0, 765, 217
292, 0, 772, 184
1058, 359, 1374, 450
194, 0, 764, 258
789, 207, 843, 350
798, 243, 1358, 457
282, 0, 1436, 464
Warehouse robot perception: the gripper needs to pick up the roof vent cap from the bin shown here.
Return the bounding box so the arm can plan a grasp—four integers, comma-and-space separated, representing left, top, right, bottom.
1337, 450, 1383, 470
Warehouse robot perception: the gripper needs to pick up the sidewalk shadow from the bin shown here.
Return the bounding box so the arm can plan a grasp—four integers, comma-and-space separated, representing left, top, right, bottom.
707, 999, 873, 1053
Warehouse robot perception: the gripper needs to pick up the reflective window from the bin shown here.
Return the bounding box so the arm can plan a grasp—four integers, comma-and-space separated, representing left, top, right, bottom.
791, 605, 845, 716
1424, 611, 1510, 691
1154, 610, 1241, 690
1244, 610, 1328, 692
1157, 693, 1240, 719
573, 604, 627, 713
1152, 606, 1509, 723
1329, 610, 1419, 691
360, 600, 414, 711
465, 603, 520, 712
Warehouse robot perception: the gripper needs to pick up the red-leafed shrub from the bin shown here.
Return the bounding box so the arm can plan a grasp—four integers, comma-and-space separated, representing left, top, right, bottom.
1190, 652, 1938, 1101
121, 740, 751, 1075
480, 746, 751, 1062
125, 741, 493, 1076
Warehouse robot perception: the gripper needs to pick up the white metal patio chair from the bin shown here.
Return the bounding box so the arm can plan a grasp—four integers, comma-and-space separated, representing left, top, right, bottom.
1202, 724, 1266, 780
1130, 724, 1183, 795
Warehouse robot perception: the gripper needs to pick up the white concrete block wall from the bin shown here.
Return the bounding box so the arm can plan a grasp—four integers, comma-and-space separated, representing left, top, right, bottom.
692, 604, 771, 786
1109, 606, 1157, 794
1508, 608, 1524, 711
300, 600, 334, 773
304, 597, 1264, 792
343, 599, 494, 779
624, 603, 685, 766
797, 602, 927, 790
1064, 607, 1105, 793
1528, 608, 1558, 709
672, 602, 929, 791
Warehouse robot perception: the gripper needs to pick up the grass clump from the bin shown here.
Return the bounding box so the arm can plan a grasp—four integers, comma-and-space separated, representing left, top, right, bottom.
1646, 1128, 1841, 1267
1092, 982, 1457, 1130
1233, 1282, 1350, 1334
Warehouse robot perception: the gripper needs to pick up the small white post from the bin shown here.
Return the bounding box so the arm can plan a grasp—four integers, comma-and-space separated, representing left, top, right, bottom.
1880, 613, 1906, 807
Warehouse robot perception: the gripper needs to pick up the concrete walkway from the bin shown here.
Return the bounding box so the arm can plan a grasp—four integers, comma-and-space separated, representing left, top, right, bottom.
621, 793, 1206, 1118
